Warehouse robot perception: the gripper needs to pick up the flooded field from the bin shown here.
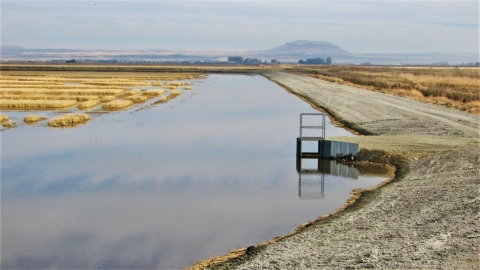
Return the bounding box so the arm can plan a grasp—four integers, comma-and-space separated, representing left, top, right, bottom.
1, 74, 389, 269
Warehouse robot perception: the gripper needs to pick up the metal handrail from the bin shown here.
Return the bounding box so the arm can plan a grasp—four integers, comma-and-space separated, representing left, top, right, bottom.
299, 113, 326, 139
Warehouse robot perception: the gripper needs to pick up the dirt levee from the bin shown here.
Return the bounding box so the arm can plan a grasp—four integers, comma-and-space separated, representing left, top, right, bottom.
263, 71, 479, 138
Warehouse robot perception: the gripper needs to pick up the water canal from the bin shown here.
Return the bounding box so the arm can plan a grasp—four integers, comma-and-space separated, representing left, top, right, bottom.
1, 74, 389, 269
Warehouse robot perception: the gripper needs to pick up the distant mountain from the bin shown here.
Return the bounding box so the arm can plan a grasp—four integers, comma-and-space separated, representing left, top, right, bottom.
246, 40, 478, 64
256, 40, 351, 56
245, 40, 352, 61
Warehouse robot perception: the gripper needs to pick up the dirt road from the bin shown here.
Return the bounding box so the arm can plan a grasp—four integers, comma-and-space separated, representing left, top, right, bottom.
264, 71, 478, 138
192, 71, 479, 269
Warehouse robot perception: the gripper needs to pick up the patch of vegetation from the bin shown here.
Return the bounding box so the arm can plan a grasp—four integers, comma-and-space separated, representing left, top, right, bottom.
296, 66, 480, 114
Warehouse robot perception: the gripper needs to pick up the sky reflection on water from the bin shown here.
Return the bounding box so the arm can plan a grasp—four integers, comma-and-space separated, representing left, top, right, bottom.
1, 74, 388, 269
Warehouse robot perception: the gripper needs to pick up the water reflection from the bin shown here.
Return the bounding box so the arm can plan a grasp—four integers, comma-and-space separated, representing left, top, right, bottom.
1, 74, 387, 269
297, 158, 363, 200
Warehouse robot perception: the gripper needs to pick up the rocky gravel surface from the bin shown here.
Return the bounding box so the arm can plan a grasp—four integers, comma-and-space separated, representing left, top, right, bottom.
216, 149, 479, 269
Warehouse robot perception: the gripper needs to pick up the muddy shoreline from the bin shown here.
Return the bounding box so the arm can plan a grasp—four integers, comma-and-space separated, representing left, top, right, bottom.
189, 71, 479, 269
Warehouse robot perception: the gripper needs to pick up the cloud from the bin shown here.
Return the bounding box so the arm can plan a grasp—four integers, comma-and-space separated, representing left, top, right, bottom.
1, 1, 478, 53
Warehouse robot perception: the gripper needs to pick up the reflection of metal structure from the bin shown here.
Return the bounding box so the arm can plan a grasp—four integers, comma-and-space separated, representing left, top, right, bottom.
297, 157, 360, 200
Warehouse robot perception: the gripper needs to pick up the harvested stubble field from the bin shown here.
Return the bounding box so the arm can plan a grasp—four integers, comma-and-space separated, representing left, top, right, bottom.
48, 113, 90, 127
125, 95, 148, 103
78, 100, 100, 109
0, 99, 78, 109
100, 95, 117, 103
0, 114, 9, 122
125, 89, 141, 96
153, 90, 182, 105
0, 69, 203, 128
0, 88, 124, 96
24, 115, 47, 123
102, 100, 133, 110
142, 90, 165, 96
0, 94, 98, 102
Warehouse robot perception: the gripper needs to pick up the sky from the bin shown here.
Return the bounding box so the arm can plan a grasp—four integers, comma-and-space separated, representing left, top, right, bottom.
1, 0, 479, 54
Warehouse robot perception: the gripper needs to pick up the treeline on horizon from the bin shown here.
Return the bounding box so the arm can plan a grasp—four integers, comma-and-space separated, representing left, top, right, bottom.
298, 57, 332, 65
227, 56, 276, 64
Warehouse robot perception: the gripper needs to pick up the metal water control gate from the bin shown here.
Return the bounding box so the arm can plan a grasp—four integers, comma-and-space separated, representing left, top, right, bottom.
296, 113, 360, 158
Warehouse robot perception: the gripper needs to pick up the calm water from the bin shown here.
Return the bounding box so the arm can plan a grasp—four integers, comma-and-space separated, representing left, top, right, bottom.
1, 74, 388, 269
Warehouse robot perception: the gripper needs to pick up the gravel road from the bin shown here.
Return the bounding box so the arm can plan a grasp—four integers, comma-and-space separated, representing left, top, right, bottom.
190, 71, 479, 269
264, 71, 478, 138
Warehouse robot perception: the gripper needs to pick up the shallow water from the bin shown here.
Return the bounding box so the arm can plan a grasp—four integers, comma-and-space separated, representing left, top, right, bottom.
1, 74, 388, 269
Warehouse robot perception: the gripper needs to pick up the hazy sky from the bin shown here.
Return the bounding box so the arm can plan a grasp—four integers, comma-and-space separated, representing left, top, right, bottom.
1, 1, 479, 54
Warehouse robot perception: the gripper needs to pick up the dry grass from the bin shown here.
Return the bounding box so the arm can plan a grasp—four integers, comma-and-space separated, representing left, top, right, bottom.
184, 86, 192, 90
83, 81, 150, 87
100, 96, 117, 102
142, 90, 165, 96
48, 113, 90, 127
0, 88, 124, 96
125, 95, 147, 103
125, 89, 141, 96
102, 100, 133, 110
2, 120, 16, 127
0, 99, 77, 109
167, 82, 185, 86
0, 84, 114, 89
0, 114, 9, 122
0, 94, 98, 102
0, 70, 203, 127
24, 115, 47, 123
78, 100, 100, 109
300, 66, 480, 114
152, 90, 182, 105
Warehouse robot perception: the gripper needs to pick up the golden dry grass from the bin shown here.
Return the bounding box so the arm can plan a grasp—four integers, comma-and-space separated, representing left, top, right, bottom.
0, 88, 124, 96
152, 90, 182, 105
142, 90, 165, 96
125, 89, 141, 96
83, 81, 150, 86
0, 70, 202, 127
100, 96, 117, 102
0, 114, 9, 122
0, 94, 98, 102
0, 84, 116, 89
302, 66, 480, 114
184, 86, 192, 90
48, 113, 90, 127
24, 115, 47, 123
102, 100, 133, 110
78, 100, 100, 109
125, 95, 147, 103
0, 99, 78, 109
167, 82, 185, 86
2, 120, 16, 127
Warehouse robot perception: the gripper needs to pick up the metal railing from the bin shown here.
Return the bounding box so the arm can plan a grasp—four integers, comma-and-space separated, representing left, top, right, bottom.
299, 113, 326, 140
